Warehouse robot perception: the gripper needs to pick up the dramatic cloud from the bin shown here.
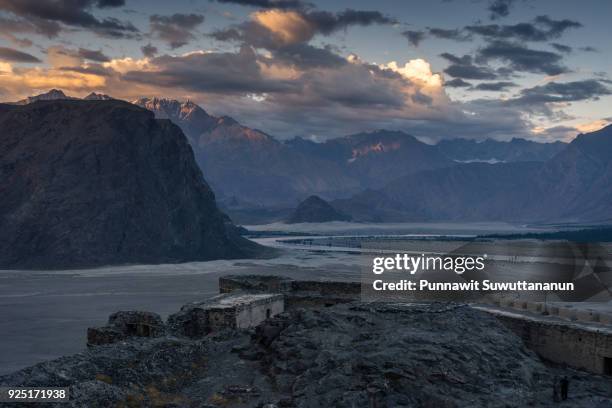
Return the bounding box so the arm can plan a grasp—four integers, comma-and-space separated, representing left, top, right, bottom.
477, 41, 567, 75
307, 9, 395, 34
96, 0, 125, 7
380, 59, 443, 89
46, 46, 79, 68
531, 120, 610, 142
529, 124, 578, 142
0, 1, 607, 143
96, 0, 125, 8
123, 46, 297, 94
212, 8, 395, 49
0, 62, 107, 97
0, 47, 41, 63
551, 43, 572, 53
251, 9, 314, 45
440, 53, 497, 80
209, 27, 241, 41
509, 80, 611, 105
534, 15, 582, 37
466, 16, 581, 42
210, 0, 307, 9
414, 15, 582, 46
0, 0, 138, 38
445, 64, 497, 80
269, 43, 346, 68
83, 48, 464, 138
402, 27, 470, 45
261, 9, 395, 42
76, 48, 110, 62
488, 0, 514, 20
118, 49, 446, 114
445, 78, 471, 88
45, 46, 110, 66
59, 64, 113, 77
473, 81, 517, 91
149, 13, 205, 49
219, 56, 476, 140
0, 43, 539, 142
575, 119, 610, 133
428, 28, 470, 41
210, 8, 394, 70
402, 30, 425, 47
293, 63, 408, 108
0, 15, 60, 40
141, 44, 158, 58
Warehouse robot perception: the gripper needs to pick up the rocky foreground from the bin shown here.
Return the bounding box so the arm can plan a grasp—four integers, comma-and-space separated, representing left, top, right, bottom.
2, 302, 612, 408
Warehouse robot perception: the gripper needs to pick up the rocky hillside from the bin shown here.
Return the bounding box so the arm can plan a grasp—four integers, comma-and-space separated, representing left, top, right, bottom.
132, 97, 218, 144
1, 302, 610, 407
286, 195, 351, 223
0, 100, 260, 269
534, 124, 612, 222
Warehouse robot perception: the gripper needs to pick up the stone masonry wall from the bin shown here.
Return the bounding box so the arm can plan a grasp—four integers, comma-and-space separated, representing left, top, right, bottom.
496, 314, 612, 375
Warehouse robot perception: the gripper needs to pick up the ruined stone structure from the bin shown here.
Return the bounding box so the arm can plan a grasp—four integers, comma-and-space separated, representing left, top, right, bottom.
476, 306, 612, 375
85, 275, 612, 377
219, 275, 294, 294
88, 293, 284, 345
219, 275, 361, 308
87, 311, 165, 346
221, 275, 612, 376
168, 293, 284, 338
492, 296, 612, 325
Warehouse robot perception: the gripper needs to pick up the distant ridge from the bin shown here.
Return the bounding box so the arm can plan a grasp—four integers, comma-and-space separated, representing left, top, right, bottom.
13, 89, 114, 105
287, 195, 351, 224
436, 138, 566, 163
84, 92, 114, 101
14, 89, 76, 105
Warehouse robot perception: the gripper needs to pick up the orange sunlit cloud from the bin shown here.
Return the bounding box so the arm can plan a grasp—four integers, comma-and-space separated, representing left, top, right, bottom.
0, 64, 106, 98
575, 119, 609, 133
252, 10, 315, 45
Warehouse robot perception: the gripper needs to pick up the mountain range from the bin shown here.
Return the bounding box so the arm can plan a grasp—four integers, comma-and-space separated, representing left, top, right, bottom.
10, 89, 610, 225
335, 125, 612, 223
133, 97, 360, 208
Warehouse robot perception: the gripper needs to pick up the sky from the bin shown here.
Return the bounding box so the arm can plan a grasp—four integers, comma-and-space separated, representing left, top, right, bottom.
0, 0, 610, 142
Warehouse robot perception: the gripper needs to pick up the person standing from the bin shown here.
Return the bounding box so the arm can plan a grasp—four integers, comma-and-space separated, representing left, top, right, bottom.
560, 376, 569, 401
552, 376, 560, 402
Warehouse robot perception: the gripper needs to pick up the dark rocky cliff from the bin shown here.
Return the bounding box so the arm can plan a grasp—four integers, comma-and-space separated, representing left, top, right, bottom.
0, 100, 260, 269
